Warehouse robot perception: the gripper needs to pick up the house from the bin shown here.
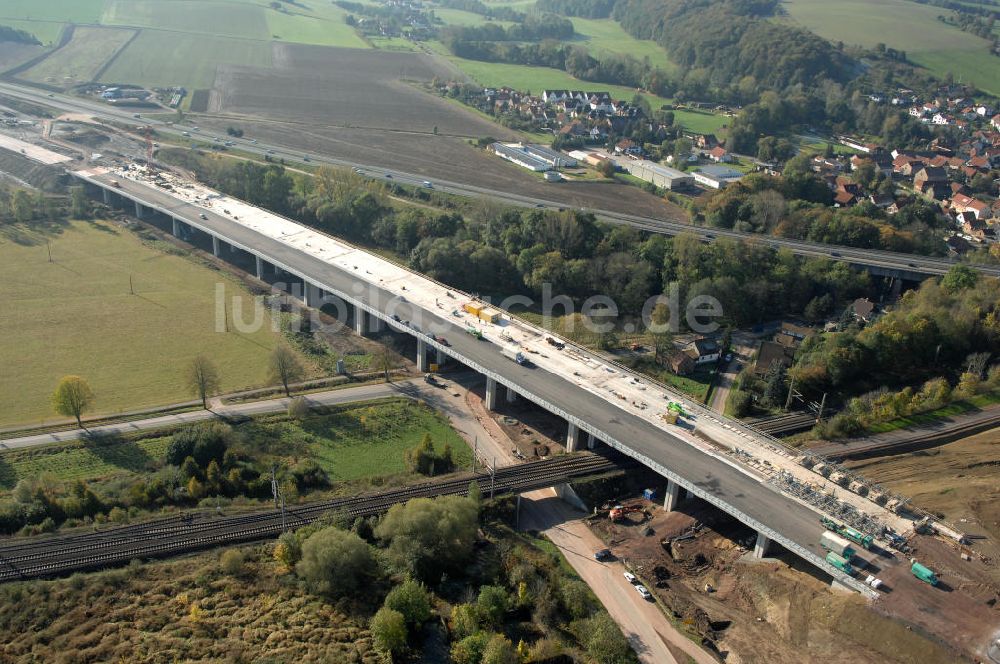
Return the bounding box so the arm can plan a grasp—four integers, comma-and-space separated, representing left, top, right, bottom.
686, 338, 721, 364
913, 166, 948, 195
870, 193, 895, 208
850, 298, 876, 323
992, 114, 1000, 131
614, 138, 643, 157
951, 193, 992, 219
659, 349, 695, 376
834, 190, 858, 207
778, 321, 815, 346
694, 134, 719, 150
946, 234, 973, 255
963, 216, 988, 240
707, 146, 732, 163
754, 341, 796, 377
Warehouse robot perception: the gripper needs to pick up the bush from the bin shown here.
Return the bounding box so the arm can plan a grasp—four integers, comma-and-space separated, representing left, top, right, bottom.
220, 549, 245, 575
296, 527, 379, 598
728, 389, 751, 418
274, 531, 302, 568
370, 607, 407, 656
451, 632, 491, 664
449, 603, 480, 641
374, 495, 478, 582
583, 613, 634, 664
287, 396, 310, 420
384, 578, 431, 626
481, 634, 518, 664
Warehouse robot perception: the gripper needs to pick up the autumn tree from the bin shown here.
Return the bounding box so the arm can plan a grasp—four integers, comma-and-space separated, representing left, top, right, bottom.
186, 354, 221, 409
269, 344, 305, 397
52, 375, 94, 427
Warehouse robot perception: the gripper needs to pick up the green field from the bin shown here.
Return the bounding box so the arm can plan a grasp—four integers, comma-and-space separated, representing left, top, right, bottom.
265, 2, 369, 48
18, 26, 134, 86
99, 30, 272, 90
101, 0, 270, 40
782, 0, 1000, 95
0, 220, 301, 428
0, 399, 471, 491
300, 399, 472, 481
0, 19, 65, 45
0, 0, 105, 24
569, 17, 678, 74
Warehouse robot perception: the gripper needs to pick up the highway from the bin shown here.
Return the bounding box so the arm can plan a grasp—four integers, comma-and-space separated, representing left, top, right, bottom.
1, 81, 996, 278
78, 168, 892, 595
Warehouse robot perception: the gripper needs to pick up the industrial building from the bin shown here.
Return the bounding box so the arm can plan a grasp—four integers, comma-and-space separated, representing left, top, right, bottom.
619, 159, 694, 190
693, 165, 744, 189
522, 144, 577, 168
490, 143, 551, 172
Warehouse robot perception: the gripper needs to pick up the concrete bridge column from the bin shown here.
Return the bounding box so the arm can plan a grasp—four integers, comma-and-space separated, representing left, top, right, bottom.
566, 423, 581, 453
753, 532, 771, 559
134, 201, 144, 218
304, 282, 323, 308
435, 347, 445, 366
102, 188, 110, 205
369, 315, 385, 333
663, 479, 681, 512
211, 235, 221, 257
417, 339, 429, 372
255, 255, 264, 280
586, 432, 597, 450
484, 377, 498, 411
353, 306, 367, 335
172, 218, 181, 236
506, 386, 517, 403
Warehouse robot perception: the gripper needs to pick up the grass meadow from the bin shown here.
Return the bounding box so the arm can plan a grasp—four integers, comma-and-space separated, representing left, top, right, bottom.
0, 220, 301, 428
781, 0, 1000, 95
18, 26, 134, 86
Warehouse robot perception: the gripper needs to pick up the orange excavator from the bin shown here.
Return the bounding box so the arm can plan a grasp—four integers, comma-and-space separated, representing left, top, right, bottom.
609, 505, 644, 522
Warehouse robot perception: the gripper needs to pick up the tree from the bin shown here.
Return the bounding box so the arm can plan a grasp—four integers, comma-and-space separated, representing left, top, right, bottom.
476, 585, 510, 628
942, 264, 977, 292
219, 548, 245, 575
481, 634, 519, 664
69, 186, 90, 218
52, 375, 94, 427
374, 495, 478, 581
370, 607, 408, 656
384, 578, 431, 626
10, 189, 32, 223
296, 527, 379, 598
269, 345, 305, 397
584, 613, 633, 664
450, 603, 480, 641
451, 632, 491, 664
186, 354, 221, 409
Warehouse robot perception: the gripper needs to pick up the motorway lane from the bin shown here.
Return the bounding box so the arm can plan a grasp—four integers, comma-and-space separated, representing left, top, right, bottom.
1, 82, 994, 278
95, 172, 837, 571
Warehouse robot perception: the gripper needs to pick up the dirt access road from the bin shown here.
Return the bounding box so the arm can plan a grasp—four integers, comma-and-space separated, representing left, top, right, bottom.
520, 489, 716, 664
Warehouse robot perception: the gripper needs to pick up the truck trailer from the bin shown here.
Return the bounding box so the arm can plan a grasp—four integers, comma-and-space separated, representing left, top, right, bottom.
825, 552, 855, 576
819, 532, 856, 559
911, 561, 939, 586
502, 347, 527, 365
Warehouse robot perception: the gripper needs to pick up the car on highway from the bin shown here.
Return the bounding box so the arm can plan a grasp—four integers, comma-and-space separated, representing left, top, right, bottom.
422, 180, 433, 188
535, 203, 545, 208
385, 173, 393, 178
434, 335, 449, 346
199, 213, 207, 219
623, 571, 638, 584
266, 149, 275, 154
47, 93, 54, 98
303, 156, 310, 162
724, 353, 733, 362
594, 548, 613, 561
635, 584, 652, 600
250, 139, 257, 144
133, 113, 141, 119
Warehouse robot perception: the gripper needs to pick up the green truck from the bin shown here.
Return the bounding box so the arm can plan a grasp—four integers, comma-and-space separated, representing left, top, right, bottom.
911, 561, 939, 586
820, 517, 874, 550
826, 551, 856, 576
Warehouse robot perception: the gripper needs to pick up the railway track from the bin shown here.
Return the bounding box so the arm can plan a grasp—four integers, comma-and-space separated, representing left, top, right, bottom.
0, 454, 620, 582
746, 412, 819, 437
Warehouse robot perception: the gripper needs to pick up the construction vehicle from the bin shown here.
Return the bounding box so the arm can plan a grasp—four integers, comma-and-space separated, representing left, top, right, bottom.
465, 326, 484, 340
502, 347, 527, 365
911, 561, 939, 586
110, 180, 121, 188
819, 532, 856, 559
820, 517, 875, 550
609, 505, 644, 522
825, 551, 855, 576
545, 336, 564, 349
666, 401, 686, 417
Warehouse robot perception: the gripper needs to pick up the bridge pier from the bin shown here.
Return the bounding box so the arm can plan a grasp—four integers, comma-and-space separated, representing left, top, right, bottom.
417, 339, 429, 372
587, 432, 597, 450
304, 282, 323, 308
435, 347, 445, 366
484, 377, 498, 410
369, 315, 385, 333
753, 532, 771, 559
134, 201, 144, 218
172, 218, 181, 236
211, 235, 221, 257
663, 479, 682, 512
353, 307, 367, 335
506, 385, 517, 403
254, 255, 264, 280
566, 423, 581, 452
102, 188, 110, 205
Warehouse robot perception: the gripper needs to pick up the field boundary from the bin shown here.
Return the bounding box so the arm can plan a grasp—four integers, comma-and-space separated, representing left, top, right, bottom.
90, 26, 142, 82
3, 23, 74, 80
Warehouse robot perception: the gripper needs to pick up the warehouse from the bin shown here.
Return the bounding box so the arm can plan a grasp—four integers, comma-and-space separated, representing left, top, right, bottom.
692, 165, 744, 189
490, 143, 551, 172
522, 144, 577, 168
619, 159, 694, 190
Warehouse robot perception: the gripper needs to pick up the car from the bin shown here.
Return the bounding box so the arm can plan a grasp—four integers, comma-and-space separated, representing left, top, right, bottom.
303, 156, 310, 162
535, 203, 545, 208
133, 113, 141, 119
422, 180, 433, 188
199, 213, 207, 220
724, 353, 733, 362
385, 173, 393, 178
623, 572, 638, 584
250, 139, 257, 144
434, 335, 449, 346
391, 314, 401, 322
635, 585, 652, 600
191, 126, 199, 131
47, 93, 54, 98
830, 251, 841, 257
266, 149, 275, 154
594, 548, 613, 561
182, 131, 190, 137
907, 262, 916, 268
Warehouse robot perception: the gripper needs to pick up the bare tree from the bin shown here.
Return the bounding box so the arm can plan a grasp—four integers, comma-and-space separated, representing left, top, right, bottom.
186, 354, 221, 409
52, 375, 94, 428
373, 344, 395, 383
270, 345, 305, 397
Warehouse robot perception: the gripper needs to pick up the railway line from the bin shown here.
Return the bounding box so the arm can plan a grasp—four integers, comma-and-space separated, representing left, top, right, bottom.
0, 454, 619, 582
747, 411, 821, 437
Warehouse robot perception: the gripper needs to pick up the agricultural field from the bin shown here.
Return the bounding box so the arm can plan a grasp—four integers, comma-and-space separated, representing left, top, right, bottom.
101, 0, 270, 41
781, 0, 1000, 95
99, 31, 272, 92
569, 17, 678, 75
0, 19, 65, 46
16, 26, 135, 88
0, 220, 305, 428
0, 41, 44, 72
265, 2, 369, 48
0, 0, 105, 25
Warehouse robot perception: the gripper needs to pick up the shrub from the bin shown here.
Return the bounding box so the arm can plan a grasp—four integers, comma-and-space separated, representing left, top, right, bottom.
370, 607, 407, 656
384, 578, 431, 626
296, 527, 379, 598
451, 632, 491, 664
476, 585, 509, 629
220, 549, 245, 576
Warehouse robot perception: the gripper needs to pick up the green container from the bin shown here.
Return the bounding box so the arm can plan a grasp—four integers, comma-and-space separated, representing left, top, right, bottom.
911, 562, 939, 586
841, 526, 875, 550
826, 551, 855, 576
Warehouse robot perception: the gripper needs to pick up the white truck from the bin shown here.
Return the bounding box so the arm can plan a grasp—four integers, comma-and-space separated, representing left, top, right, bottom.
819, 531, 856, 560
502, 347, 527, 365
